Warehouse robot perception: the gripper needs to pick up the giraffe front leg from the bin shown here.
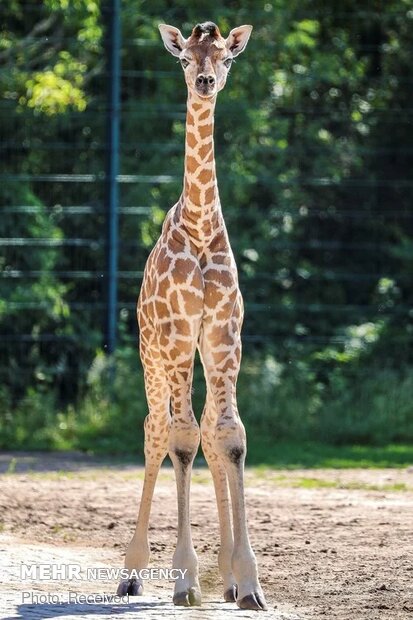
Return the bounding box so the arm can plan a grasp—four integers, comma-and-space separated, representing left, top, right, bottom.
117, 394, 170, 596
214, 415, 268, 611
116, 462, 156, 596
168, 406, 202, 606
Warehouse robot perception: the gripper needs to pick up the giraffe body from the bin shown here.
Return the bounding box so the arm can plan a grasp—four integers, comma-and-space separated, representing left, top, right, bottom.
118, 21, 267, 611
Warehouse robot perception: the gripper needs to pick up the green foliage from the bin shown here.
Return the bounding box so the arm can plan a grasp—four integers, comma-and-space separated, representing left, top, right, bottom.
1, 1, 413, 454
1, 348, 412, 459
0, 347, 147, 454
1, 0, 102, 115
21, 57, 87, 115
239, 354, 413, 445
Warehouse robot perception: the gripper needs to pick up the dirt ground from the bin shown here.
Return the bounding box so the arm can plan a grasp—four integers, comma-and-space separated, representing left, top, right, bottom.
0, 452, 412, 620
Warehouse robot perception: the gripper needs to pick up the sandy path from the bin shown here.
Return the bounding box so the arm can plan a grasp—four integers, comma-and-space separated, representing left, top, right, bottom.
0, 452, 412, 619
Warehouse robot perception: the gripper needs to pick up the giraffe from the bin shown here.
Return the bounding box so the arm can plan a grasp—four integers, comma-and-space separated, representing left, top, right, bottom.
117, 21, 267, 611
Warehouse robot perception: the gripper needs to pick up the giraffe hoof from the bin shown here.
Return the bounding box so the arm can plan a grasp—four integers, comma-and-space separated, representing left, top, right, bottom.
224, 584, 237, 602
238, 592, 268, 611
117, 578, 143, 596
173, 586, 202, 606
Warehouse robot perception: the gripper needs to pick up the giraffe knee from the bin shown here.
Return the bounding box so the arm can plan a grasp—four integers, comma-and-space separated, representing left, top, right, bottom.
168, 416, 200, 467
170, 447, 197, 471
213, 418, 246, 466
169, 442, 199, 470
226, 445, 245, 465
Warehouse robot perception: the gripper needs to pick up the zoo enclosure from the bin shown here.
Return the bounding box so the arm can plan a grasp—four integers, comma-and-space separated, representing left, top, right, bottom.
1, 1, 413, 410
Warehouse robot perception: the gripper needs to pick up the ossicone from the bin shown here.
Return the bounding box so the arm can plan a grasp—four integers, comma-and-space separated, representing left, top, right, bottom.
192, 22, 221, 39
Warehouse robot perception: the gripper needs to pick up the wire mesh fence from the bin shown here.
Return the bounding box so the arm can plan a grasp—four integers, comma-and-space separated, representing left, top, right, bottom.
1, 1, 413, 409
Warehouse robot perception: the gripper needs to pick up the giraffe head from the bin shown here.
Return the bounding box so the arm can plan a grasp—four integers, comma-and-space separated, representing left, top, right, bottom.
159, 22, 252, 99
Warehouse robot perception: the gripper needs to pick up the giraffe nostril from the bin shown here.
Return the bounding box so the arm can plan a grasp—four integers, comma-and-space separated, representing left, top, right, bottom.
196, 75, 215, 88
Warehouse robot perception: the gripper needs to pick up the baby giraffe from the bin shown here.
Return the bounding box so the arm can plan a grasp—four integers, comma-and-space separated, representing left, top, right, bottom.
117, 21, 267, 611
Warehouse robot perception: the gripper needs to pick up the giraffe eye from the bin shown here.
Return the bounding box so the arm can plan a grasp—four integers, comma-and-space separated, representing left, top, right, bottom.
180, 58, 190, 69
224, 58, 233, 68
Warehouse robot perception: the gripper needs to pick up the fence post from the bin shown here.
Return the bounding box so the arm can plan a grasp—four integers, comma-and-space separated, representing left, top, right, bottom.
105, 0, 121, 357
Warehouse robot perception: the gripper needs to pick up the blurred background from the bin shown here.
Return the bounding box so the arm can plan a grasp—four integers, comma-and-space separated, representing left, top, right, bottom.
1, 0, 412, 463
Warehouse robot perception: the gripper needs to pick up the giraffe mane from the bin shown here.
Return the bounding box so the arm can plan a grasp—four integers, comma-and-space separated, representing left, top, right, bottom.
188, 22, 225, 49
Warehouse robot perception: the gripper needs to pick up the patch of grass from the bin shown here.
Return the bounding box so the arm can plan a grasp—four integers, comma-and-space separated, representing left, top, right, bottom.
19, 469, 94, 481
293, 477, 337, 489
192, 471, 212, 484
247, 469, 412, 490
6, 457, 17, 473
50, 524, 63, 534
336, 481, 409, 492
245, 439, 413, 469
289, 477, 410, 491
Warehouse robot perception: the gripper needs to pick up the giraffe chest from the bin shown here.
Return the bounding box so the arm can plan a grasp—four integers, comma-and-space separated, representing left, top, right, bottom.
139, 229, 241, 329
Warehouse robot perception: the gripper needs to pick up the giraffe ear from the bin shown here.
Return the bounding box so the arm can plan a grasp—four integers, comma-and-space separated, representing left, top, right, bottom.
158, 24, 187, 57
225, 25, 253, 57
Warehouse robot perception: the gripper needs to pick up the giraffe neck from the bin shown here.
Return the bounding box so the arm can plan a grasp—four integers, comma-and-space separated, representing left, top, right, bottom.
178, 90, 222, 241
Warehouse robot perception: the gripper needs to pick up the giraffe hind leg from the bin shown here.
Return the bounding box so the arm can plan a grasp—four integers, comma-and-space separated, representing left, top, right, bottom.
155, 322, 202, 606
199, 324, 268, 611
200, 388, 237, 602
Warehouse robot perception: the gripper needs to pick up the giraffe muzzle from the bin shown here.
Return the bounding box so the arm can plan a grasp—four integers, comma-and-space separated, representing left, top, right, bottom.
195, 74, 216, 97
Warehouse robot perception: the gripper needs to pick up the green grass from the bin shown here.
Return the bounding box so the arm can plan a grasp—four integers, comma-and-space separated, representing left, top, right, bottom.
245, 439, 413, 468
2, 441, 411, 472
246, 470, 411, 491
4, 463, 411, 494
289, 477, 409, 491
